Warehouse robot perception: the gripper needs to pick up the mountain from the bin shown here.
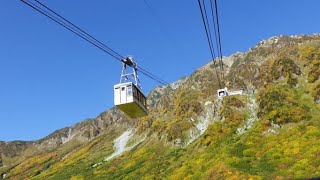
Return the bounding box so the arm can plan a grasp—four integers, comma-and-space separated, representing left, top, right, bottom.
1, 34, 320, 179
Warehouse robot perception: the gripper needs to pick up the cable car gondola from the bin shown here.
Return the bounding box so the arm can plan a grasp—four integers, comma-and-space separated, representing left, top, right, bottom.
114, 57, 148, 118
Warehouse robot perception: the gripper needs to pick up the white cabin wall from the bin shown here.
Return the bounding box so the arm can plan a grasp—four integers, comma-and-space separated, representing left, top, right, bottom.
114, 87, 121, 105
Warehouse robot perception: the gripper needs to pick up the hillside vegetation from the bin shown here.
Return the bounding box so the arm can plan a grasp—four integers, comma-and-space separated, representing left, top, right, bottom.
1, 34, 320, 179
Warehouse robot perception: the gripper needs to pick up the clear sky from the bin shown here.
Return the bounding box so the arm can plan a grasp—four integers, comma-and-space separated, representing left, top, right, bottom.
1, 0, 319, 141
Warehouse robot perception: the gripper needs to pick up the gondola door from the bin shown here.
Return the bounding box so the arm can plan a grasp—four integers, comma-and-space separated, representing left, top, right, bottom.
120, 86, 127, 104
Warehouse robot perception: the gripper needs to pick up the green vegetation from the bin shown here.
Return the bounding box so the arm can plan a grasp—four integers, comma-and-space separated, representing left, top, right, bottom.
2, 35, 320, 179
299, 44, 320, 104
258, 84, 310, 125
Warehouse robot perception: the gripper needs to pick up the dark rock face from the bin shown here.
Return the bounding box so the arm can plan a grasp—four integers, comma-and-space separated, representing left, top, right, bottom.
0, 141, 31, 158
0, 173, 6, 179
0, 142, 3, 168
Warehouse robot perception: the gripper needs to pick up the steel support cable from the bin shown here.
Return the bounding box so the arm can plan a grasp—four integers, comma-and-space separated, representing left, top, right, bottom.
197, 0, 215, 60
33, 0, 124, 60
209, 0, 224, 87
214, 0, 224, 71
139, 71, 168, 86
138, 69, 168, 85
21, 0, 123, 62
201, 0, 217, 59
197, 0, 222, 89
209, 0, 221, 60
21, 0, 169, 86
137, 66, 169, 85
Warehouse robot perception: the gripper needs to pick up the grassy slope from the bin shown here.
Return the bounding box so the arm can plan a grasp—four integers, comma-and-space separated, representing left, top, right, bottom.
4, 36, 320, 179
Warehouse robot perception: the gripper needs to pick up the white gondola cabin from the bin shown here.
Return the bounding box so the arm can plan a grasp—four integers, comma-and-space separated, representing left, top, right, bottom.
114, 56, 148, 118
114, 82, 147, 118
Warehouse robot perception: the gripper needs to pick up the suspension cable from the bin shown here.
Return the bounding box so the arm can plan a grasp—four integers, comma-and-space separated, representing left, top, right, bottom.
20, 0, 169, 86
213, 0, 224, 71
196, 0, 222, 88
137, 66, 169, 85
201, 0, 217, 60
196, 0, 216, 60
33, 0, 125, 60
21, 0, 123, 61
209, 0, 220, 60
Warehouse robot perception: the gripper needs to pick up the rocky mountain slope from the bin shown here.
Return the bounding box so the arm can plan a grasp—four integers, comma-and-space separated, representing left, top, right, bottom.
1, 34, 320, 179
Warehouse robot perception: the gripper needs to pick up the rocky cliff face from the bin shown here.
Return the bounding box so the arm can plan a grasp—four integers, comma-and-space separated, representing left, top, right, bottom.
1, 34, 320, 179
0, 155, 2, 167
0, 141, 32, 158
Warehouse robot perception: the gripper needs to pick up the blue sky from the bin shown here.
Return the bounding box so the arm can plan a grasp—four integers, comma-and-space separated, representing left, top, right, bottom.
1, 0, 319, 141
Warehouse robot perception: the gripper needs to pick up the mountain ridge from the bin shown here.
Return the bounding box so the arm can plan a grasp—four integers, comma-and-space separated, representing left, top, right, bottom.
1, 33, 320, 179
3, 33, 317, 144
